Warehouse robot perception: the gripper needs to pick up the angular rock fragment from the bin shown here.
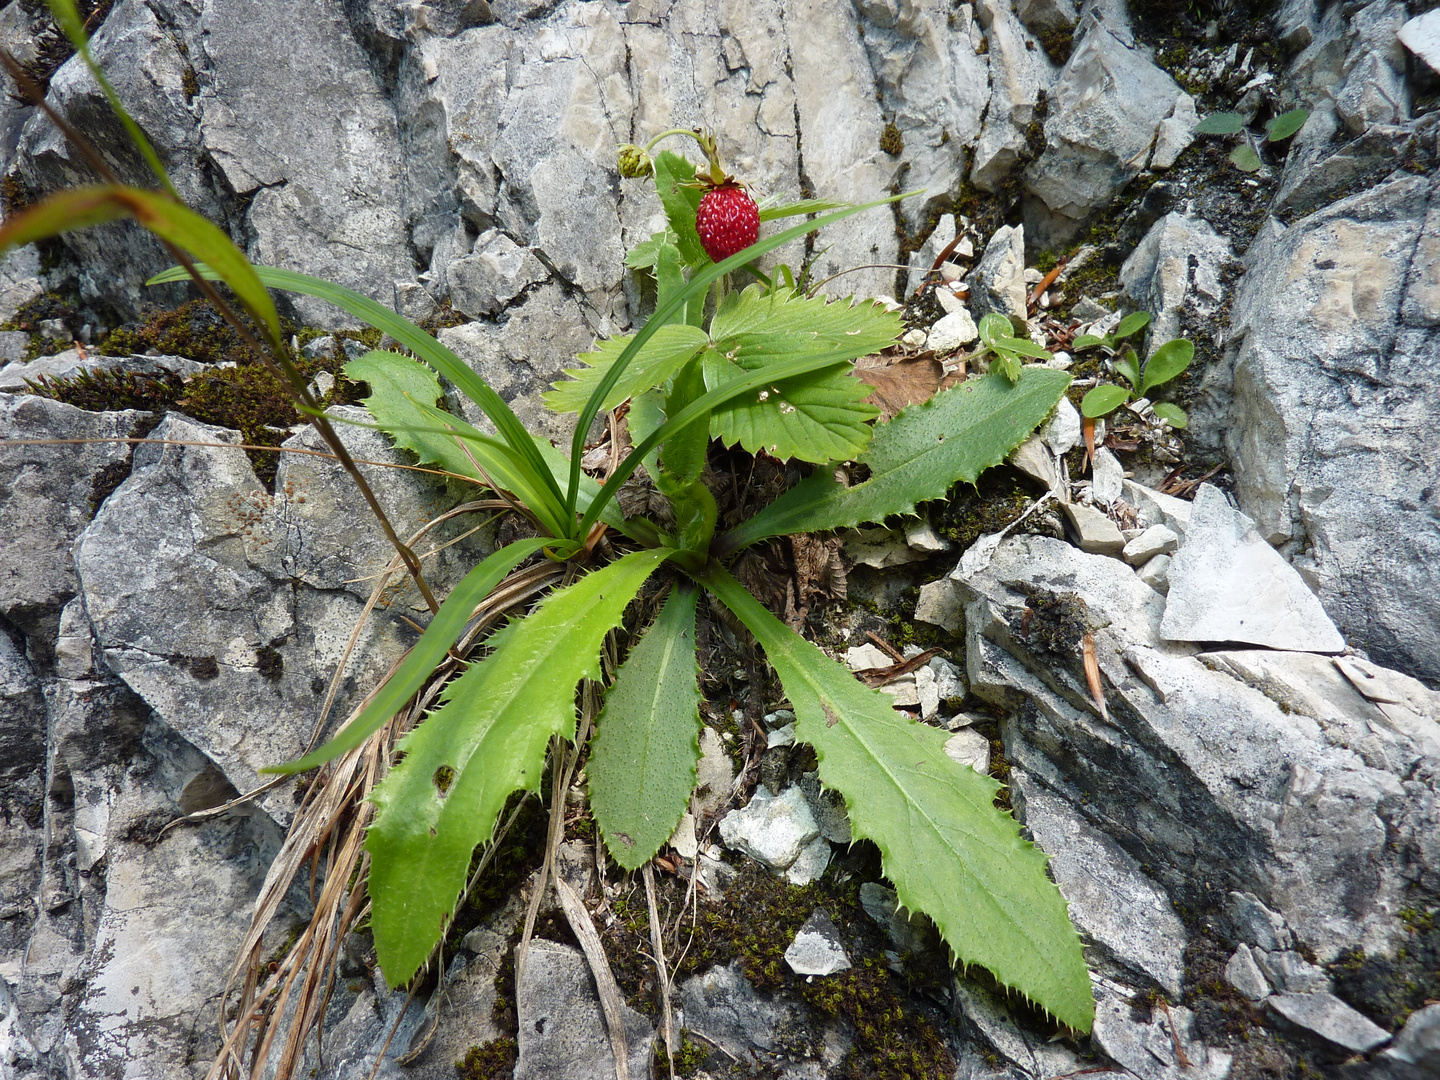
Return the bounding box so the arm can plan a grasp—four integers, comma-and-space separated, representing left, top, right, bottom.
1159, 484, 1345, 653
1268, 992, 1391, 1054
784, 909, 851, 976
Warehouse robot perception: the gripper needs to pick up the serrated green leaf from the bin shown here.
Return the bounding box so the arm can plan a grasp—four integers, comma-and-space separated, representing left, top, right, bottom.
346, 351, 485, 481
699, 564, 1094, 1032
1265, 107, 1309, 142
346, 351, 570, 537
703, 350, 878, 463
624, 230, 680, 270
978, 313, 1011, 346
653, 151, 706, 267
708, 283, 901, 351
1113, 311, 1151, 339
1151, 401, 1188, 427
590, 585, 703, 870
1229, 144, 1262, 172
1071, 334, 1105, 352
1140, 338, 1194, 394
366, 548, 670, 985
1195, 111, 1245, 135
544, 325, 710, 414
1081, 383, 1132, 418
264, 538, 551, 775
716, 367, 1071, 553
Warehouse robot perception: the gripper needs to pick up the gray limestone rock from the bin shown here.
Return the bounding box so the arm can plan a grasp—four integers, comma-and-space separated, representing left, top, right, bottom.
678, 962, 810, 1061
1334, 1, 1409, 137
784, 910, 851, 977
195, 0, 415, 326
1123, 525, 1179, 566
972, 0, 1054, 193
1255, 949, 1332, 994
1375, 1003, 1440, 1077
954, 534, 1440, 970
1024, 11, 1181, 241
1159, 484, 1345, 653
1150, 93, 1197, 171
1399, 11, 1440, 74
1014, 0, 1078, 36
0, 349, 204, 393
447, 230, 550, 318
718, 785, 821, 873
1091, 976, 1232, 1080
0, 395, 149, 640
514, 939, 652, 1080
798, 773, 852, 845
1269, 992, 1391, 1053
1013, 775, 1187, 996
1225, 891, 1294, 953
855, 1, 987, 233
859, 882, 934, 957
788, 0, 900, 301
16, 0, 221, 313
1201, 173, 1440, 682
969, 225, 1028, 320
437, 284, 598, 446
1225, 944, 1272, 1001
1061, 501, 1125, 555
953, 979, 1084, 1078
73, 411, 487, 819
1119, 213, 1233, 352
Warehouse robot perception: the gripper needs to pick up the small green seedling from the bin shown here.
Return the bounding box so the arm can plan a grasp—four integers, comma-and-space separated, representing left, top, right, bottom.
1195, 107, 1309, 172
1075, 312, 1193, 427
974, 312, 1054, 381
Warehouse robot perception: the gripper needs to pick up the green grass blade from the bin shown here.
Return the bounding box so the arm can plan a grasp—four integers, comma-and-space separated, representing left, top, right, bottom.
263, 538, 552, 776
17, 187, 282, 347
365, 548, 670, 984
589, 584, 703, 870
147, 263, 568, 522
757, 197, 849, 221
46, 0, 181, 200
716, 367, 1071, 555
699, 563, 1094, 1032
0, 185, 128, 245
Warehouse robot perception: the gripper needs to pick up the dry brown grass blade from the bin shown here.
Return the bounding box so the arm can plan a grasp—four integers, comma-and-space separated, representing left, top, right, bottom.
643, 862, 676, 1080
555, 874, 632, 1080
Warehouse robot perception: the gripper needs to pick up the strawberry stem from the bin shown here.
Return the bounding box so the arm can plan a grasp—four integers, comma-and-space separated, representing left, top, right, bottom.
642, 127, 725, 180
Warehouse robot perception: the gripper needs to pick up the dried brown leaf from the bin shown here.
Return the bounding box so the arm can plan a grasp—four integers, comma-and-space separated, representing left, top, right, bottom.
1082, 632, 1108, 721
852, 355, 945, 420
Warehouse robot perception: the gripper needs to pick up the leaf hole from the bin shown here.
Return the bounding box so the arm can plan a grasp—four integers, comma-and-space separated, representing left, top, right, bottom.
433, 765, 456, 795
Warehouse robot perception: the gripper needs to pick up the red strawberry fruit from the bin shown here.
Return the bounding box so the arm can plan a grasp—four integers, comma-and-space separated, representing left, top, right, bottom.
695, 182, 759, 263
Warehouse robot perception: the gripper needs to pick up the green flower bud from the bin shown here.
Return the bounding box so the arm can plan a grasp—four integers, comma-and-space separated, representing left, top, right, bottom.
616, 144, 652, 179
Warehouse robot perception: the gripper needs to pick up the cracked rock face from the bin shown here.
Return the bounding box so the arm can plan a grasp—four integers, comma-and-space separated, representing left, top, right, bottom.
3, 1, 1440, 1078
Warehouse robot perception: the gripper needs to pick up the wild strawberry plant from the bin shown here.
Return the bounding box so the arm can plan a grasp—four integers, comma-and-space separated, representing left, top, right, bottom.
6, 1, 1095, 1034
